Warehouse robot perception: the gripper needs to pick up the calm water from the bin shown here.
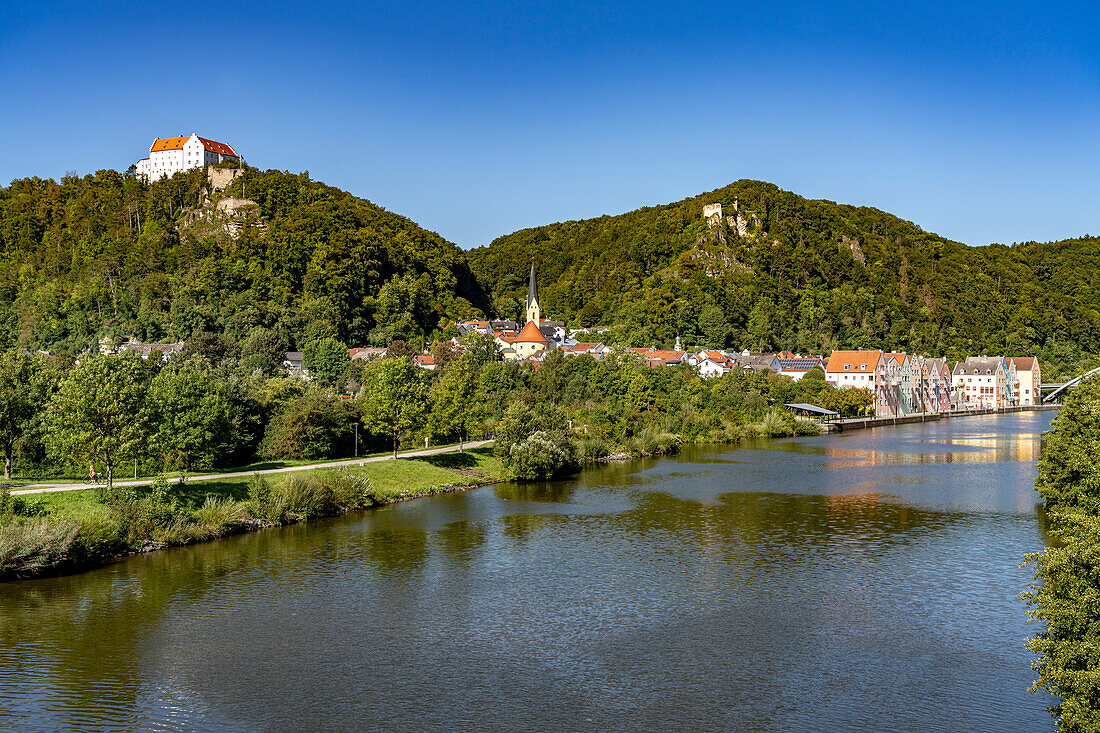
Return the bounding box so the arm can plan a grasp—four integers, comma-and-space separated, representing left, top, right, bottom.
0, 412, 1056, 732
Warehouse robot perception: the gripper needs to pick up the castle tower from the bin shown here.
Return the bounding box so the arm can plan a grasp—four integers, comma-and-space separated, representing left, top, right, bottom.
526, 259, 541, 324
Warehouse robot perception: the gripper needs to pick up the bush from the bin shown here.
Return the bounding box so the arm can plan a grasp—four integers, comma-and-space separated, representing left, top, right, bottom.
248, 471, 379, 522
101, 475, 187, 545
0, 488, 48, 518
794, 417, 823, 436
579, 436, 610, 460
508, 430, 581, 481
193, 495, 249, 533
759, 409, 794, 437
0, 519, 80, 577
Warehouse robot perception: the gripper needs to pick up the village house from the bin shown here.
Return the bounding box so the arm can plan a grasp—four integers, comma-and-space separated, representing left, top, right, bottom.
953, 356, 1010, 408
561, 342, 608, 358
412, 354, 437, 371
1010, 357, 1042, 405
350, 347, 388, 361
282, 351, 307, 378
776, 356, 825, 381
825, 350, 888, 415
734, 353, 781, 374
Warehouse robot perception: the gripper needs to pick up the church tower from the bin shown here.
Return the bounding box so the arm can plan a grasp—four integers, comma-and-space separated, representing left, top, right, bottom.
525, 259, 541, 324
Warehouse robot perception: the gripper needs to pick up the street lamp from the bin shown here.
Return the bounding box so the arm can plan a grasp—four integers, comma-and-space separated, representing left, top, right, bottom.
354, 423, 359, 458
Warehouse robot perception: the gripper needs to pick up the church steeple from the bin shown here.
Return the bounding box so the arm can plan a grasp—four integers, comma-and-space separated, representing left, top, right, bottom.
526, 259, 541, 324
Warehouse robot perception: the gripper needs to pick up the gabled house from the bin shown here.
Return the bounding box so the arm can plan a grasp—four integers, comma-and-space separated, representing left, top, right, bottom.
953, 356, 1009, 408
350, 347, 388, 361
283, 351, 307, 379
825, 350, 886, 415
1010, 357, 1042, 405
776, 357, 824, 381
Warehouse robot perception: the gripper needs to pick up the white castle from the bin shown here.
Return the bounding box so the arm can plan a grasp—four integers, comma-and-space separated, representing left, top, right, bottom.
135, 134, 241, 181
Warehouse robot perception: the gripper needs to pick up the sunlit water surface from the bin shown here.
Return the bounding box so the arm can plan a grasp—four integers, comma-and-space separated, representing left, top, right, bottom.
0, 412, 1056, 731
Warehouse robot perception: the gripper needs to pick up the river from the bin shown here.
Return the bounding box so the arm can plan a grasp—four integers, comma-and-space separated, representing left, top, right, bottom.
0, 411, 1056, 732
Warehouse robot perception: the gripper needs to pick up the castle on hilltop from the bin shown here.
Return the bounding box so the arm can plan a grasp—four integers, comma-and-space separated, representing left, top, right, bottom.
135, 134, 241, 181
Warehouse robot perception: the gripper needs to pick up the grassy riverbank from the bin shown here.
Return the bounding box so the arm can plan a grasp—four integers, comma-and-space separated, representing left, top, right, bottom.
0, 448, 506, 581
0, 410, 823, 582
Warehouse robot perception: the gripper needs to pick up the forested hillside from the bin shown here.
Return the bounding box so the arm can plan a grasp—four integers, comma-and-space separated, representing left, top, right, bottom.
469, 180, 1100, 377
4, 170, 1100, 377
0, 167, 488, 354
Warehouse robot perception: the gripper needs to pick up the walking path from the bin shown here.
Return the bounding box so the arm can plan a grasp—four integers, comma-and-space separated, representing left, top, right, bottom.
10, 440, 494, 496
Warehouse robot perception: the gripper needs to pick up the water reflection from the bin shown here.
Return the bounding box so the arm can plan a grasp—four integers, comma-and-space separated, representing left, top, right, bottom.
0, 411, 1056, 733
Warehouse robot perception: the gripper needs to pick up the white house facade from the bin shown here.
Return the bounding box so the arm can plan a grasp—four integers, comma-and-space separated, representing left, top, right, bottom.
135, 134, 241, 181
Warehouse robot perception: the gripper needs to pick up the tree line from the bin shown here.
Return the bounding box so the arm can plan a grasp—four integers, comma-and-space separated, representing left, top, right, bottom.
0, 335, 872, 484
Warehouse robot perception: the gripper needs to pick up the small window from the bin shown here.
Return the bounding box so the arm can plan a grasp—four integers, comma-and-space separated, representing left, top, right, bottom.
844, 364, 850, 370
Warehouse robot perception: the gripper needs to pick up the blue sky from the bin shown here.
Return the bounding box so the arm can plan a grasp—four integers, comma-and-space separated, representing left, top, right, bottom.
2, 1, 1098, 248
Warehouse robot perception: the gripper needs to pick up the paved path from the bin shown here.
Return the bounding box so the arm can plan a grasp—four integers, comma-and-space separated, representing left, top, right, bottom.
10, 440, 494, 496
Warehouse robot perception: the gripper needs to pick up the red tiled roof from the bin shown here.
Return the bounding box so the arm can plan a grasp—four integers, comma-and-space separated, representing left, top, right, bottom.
825, 350, 881, 373
150, 135, 238, 157
514, 320, 549, 343
1010, 357, 1036, 370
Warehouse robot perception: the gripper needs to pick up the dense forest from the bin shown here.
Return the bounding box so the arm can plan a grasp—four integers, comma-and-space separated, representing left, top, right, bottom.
0, 166, 488, 356
2, 168, 1100, 378
469, 180, 1100, 378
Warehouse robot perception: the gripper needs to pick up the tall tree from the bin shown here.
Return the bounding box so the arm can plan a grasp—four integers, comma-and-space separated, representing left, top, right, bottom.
428, 360, 480, 451
46, 355, 153, 486
148, 367, 234, 472
359, 357, 426, 458
303, 336, 350, 388
0, 351, 57, 479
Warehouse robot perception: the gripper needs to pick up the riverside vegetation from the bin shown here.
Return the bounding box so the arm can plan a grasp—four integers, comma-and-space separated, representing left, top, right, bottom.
1024, 376, 1100, 732
0, 340, 846, 580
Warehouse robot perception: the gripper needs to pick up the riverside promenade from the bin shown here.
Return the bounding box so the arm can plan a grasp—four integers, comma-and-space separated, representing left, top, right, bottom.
822, 404, 1058, 432
10, 440, 494, 497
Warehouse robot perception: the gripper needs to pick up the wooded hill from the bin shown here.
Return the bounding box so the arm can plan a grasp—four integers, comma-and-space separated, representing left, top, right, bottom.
0, 166, 488, 355
2, 168, 1099, 377
468, 180, 1100, 378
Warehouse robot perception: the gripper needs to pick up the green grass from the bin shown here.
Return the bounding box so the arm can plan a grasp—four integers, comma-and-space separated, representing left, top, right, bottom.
1, 447, 507, 581
5, 440, 481, 488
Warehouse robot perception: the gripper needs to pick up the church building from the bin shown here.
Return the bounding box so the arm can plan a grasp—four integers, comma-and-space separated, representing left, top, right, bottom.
503, 261, 550, 360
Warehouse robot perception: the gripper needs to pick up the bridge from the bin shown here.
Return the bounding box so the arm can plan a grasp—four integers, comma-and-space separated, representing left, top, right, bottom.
1043, 367, 1100, 403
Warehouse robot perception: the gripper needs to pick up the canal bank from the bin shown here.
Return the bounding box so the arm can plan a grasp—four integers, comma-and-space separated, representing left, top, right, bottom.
823, 404, 1059, 432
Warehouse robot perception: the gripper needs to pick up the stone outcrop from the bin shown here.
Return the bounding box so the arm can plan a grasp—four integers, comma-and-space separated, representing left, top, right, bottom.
839, 235, 866, 264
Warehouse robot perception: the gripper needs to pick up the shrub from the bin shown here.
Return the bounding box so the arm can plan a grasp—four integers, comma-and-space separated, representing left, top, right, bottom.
248, 471, 379, 522
193, 495, 249, 533
0, 488, 48, 518
508, 430, 581, 481
794, 417, 823, 436
759, 409, 795, 437
580, 436, 610, 461
0, 519, 80, 577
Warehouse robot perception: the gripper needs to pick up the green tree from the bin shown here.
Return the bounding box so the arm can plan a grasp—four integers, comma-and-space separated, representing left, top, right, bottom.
47, 355, 153, 486
303, 336, 350, 388
0, 351, 57, 479
148, 368, 234, 472
428, 360, 481, 451
260, 388, 357, 459
698, 302, 730, 348
1024, 377, 1100, 731
359, 357, 427, 458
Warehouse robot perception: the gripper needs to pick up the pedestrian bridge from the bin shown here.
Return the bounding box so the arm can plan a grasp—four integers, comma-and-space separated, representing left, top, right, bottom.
1043, 367, 1100, 403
